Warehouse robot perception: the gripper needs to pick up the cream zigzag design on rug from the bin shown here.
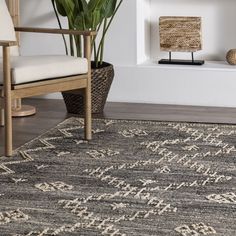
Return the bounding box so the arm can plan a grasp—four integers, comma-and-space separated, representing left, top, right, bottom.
0, 127, 80, 176
0, 153, 33, 176
0, 118, 124, 176
58, 126, 84, 137
0, 137, 59, 175
0, 124, 96, 176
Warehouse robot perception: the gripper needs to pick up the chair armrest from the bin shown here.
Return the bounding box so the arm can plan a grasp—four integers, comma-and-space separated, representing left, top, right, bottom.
0, 41, 17, 47
15, 27, 96, 36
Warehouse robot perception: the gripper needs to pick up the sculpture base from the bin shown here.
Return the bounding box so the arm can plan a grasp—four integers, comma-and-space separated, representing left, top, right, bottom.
158, 59, 205, 66
12, 105, 36, 117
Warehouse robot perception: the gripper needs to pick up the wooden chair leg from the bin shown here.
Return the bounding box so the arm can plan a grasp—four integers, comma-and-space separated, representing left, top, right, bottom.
3, 47, 13, 157
0, 97, 4, 127
84, 35, 92, 141
5, 94, 12, 157
84, 87, 92, 140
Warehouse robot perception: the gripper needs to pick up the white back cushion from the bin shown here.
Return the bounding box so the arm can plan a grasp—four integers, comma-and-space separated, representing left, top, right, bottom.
0, 0, 19, 56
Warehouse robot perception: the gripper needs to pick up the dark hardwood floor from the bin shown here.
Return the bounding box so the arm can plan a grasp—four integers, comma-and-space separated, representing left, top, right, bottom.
1, 98, 236, 155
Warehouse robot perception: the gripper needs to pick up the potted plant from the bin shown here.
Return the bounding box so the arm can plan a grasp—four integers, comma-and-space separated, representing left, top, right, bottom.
51, 0, 123, 114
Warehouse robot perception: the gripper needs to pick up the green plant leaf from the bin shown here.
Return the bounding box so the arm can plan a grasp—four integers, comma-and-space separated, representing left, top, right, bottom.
102, 0, 117, 18
91, 10, 102, 29
88, 0, 105, 12
74, 0, 88, 14
75, 13, 88, 30
56, 0, 76, 26
54, 0, 67, 16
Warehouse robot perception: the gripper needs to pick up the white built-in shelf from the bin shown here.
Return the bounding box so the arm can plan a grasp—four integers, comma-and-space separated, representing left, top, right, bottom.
139, 61, 236, 72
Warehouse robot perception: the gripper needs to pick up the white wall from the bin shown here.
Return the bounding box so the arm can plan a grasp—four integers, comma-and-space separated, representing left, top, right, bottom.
20, 0, 67, 56
19, 0, 236, 107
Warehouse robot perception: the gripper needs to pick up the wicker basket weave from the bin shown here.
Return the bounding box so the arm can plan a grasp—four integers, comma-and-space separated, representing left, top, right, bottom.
62, 62, 114, 114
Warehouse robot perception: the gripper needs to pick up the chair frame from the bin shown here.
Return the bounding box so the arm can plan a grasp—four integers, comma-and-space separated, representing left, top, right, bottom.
0, 27, 96, 157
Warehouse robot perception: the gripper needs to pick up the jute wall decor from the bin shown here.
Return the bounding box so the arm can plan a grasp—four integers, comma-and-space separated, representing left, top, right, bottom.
159, 16, 202, 52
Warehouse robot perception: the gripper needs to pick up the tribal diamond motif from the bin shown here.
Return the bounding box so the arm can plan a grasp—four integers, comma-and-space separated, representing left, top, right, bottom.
0, 209, 29, 225
206, 192, 236, 204
35, 181, 73, 192
119, 129, 148, 138
87, 149, 120, 159
175, 222, 216, 236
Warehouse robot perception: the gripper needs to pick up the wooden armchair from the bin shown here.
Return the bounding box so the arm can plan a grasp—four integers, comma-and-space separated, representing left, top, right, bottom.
0, 0, 96, 157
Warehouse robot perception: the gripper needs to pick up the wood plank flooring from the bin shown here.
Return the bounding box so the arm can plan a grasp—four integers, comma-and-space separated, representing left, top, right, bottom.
1, 98, 236, 155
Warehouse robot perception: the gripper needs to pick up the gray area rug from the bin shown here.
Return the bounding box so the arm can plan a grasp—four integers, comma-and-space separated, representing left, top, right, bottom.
0, 118, 236, 236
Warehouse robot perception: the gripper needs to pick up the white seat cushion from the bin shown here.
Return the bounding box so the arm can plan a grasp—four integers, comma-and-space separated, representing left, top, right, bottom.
0, 55, 88, 85
0, 0, 19, 56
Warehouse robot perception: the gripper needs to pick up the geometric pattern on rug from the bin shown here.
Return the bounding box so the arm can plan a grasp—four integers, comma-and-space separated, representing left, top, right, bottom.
0, 118, 235, 235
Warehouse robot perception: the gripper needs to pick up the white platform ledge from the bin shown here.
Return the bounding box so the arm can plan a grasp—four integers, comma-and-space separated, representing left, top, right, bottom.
139, 61, 236, 72
108, 61, 236, 108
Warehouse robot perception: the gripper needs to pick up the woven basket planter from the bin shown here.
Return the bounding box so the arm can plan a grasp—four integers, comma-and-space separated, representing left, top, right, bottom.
62, 62, 114, 114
